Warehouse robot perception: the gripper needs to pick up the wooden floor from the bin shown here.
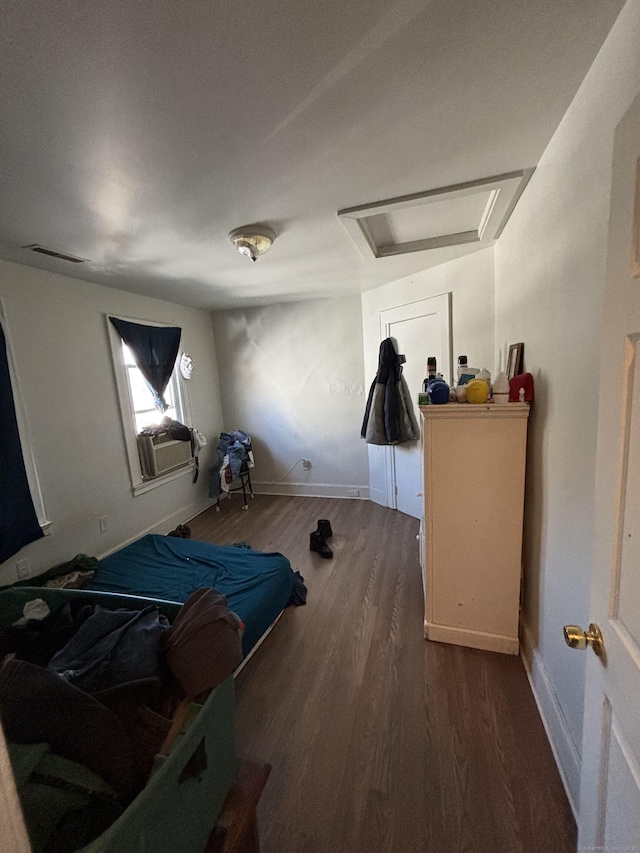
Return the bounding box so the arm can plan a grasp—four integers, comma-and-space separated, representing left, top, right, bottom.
190, 495, 576, 853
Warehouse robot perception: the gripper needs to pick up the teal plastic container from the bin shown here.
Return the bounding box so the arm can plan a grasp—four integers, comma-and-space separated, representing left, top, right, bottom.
0, 587, 239, 853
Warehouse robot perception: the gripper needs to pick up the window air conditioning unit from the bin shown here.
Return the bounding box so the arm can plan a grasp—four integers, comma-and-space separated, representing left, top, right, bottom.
137, 434, 192, 478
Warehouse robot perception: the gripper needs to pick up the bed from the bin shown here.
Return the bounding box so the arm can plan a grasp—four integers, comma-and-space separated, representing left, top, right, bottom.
88, 534, 295, 657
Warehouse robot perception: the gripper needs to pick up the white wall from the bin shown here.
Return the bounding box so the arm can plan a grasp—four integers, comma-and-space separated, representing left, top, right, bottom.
0, 259, 223, 586
210, 296, 369, 498
361, 248, 495, 504
494, 0, 640, 814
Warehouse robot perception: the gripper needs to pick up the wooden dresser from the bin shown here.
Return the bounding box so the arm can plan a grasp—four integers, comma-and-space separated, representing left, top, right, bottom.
419, 403, 529, 655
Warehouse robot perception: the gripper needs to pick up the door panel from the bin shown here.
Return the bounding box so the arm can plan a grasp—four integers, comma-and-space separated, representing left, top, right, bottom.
379, 295, 451, 519
602, 711, 640, 849
578, 92, 640, 847
390, 312, 440, 518
616, 337, 640, 642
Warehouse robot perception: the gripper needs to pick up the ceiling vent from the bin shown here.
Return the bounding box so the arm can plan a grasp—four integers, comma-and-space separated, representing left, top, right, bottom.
22, 244, 86, 264
338, 169, 534, 259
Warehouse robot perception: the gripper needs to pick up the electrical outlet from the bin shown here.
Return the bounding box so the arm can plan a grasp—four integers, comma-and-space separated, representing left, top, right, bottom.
99, 516, 109, 534
302, 459, 312, 470
16, 559, 31, 580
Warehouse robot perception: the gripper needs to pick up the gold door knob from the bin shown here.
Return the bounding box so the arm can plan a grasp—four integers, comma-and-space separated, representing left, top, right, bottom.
563, 623, 604, 657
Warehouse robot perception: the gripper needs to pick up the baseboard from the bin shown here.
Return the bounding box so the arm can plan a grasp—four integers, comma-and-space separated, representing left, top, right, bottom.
97, 494, 215, 560
520, 618, 581, 819
426, 622, 519, 655
369, 486, 387, 506
252, 482, 370, 500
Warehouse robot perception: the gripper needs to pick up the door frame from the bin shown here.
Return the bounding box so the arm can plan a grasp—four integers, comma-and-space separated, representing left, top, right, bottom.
379, 293, 452, 509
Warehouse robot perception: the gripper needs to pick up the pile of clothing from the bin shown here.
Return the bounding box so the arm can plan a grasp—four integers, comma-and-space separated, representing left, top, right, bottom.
0, 588, 243, 853
12, 554, 99, 592
208, 430, 254, 499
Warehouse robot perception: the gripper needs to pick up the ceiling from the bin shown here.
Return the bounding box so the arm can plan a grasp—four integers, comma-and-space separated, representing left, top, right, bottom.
0, 0, 624, 310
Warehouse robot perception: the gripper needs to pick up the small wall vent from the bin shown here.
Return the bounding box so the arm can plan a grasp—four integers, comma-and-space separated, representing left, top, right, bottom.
22, 244, 86, 264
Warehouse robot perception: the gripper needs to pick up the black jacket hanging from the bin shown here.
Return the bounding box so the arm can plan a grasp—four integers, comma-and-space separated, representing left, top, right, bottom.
361, 338, 419, 445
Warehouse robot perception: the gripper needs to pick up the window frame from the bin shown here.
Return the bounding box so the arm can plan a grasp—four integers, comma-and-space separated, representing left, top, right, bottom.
0, 299, 51, 533
107, 314, 194, 496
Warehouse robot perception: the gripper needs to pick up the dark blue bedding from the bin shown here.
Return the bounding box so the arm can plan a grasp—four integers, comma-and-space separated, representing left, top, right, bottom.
89, 535, 294, 656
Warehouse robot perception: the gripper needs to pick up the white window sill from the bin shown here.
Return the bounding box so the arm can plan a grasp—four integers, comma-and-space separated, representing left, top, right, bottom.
41, 521, 53, 536
132, 461, 195, 497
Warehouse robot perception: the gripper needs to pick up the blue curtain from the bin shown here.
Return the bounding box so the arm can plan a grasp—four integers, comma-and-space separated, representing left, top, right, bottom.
109, 318, 181, 412
0, 323, 44, 564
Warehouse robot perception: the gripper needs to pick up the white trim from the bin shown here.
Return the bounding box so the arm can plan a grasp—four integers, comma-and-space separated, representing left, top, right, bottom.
252, 482, 370, 500
378, 293, 452, 383
520, 617, 581, 818
107, 314, 192, 495
338, 170, 534, 259
0, 299, 51, 530
368, 486, 387, 506
420, 402, 531, 419
132, 461, 196, 496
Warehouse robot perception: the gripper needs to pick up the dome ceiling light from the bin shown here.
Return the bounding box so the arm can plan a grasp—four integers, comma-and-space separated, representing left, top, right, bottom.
228, 225, 275, 262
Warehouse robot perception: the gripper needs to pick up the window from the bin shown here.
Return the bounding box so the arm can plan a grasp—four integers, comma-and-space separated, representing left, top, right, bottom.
108, 315, 193, 495
122, 342, 182, 433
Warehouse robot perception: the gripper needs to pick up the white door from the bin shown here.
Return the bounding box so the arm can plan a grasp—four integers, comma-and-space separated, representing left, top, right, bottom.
380, 294, 451, 519
577, 92, 640, 847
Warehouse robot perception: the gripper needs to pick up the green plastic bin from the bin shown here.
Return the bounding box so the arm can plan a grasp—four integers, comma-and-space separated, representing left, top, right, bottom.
0, 587, 239, 852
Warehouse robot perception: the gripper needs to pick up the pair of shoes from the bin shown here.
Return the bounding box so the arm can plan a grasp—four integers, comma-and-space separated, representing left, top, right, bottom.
310, 519, 333, 559
317, 519, 332, 539
310, 531, 332, 559
168, 524, 192, 539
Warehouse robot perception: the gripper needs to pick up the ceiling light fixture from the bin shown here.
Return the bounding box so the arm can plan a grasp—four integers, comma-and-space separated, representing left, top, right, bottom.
228, 225, 275, 262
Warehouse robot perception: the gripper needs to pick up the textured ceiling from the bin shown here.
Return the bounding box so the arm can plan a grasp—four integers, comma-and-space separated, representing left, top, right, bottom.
0, 0, 624, 309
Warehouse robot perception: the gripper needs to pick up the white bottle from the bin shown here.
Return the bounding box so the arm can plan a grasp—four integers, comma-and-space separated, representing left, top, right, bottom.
477, 368, 491, 386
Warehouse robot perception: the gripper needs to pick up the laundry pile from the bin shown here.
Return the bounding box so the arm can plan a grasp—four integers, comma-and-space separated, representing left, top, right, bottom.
0, 588, 243, 853
208, 429, 254, 499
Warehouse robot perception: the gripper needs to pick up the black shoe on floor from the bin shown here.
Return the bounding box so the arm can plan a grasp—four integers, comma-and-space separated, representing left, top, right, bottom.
317, 519, 333, 539
310, 530, 333, 559
167, 524, 192, 539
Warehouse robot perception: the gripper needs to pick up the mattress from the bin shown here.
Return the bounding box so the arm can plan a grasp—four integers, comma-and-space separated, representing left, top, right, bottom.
89, 535, 294, 655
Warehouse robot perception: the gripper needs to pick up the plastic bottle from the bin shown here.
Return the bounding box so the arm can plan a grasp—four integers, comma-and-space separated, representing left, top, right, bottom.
477, 368, 491, 386
422, 356, 437, 392
457, 355, 479, 386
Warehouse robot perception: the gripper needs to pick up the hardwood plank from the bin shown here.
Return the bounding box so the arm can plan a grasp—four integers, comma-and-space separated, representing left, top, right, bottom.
189, 495, 576, 853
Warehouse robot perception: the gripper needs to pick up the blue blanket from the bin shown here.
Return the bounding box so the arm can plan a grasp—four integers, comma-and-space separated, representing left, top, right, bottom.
89, 535, 294, 656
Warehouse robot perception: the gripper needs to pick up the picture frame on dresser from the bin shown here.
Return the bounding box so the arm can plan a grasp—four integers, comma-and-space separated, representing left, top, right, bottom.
507, 342, 524, 380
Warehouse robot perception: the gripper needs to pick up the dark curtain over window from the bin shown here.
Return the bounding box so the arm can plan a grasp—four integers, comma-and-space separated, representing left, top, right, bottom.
109, 318, 181, 412
0, 323, 44, 564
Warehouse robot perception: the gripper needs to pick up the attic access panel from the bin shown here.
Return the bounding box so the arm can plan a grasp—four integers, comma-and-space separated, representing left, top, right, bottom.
338, 169, 534, 259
